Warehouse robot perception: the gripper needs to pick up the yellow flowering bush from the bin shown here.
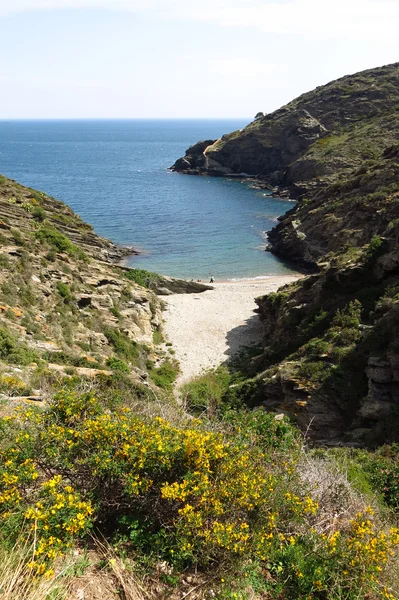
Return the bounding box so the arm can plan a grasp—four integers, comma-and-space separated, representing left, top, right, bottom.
0, 374, 31, 397
0, 391, 398, 598
264, 507, 399, 600
0, 411, 94, 576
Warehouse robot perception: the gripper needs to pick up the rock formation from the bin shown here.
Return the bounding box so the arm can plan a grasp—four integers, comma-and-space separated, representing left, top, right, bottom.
173, 62, 399, 446
0, 174, 208, 403
172, 62, 399, 196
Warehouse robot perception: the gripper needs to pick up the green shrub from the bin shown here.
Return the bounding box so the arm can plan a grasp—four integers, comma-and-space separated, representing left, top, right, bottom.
32, 206, 46, 221
223, 409, 300, 453
109, 306, 122, 319
124, 268, 161, 289
367, 235, 385, 258
181, 367, 231, 415
360, 445, 399, 510
331, 300, 362, 330
0, 254, 11, 269
104, 328, 140, 362
42, 351, 101, 369
56, 281, 73, 302
303, 309, 329, 335
296, 360, 335, 384
35, 225, 87, 260
10, 228, 24, 246
18, 283, 36, 308
303, 338, 330, 357
152, 329, 164, 345
148, 360, 179, 390
0, 327, 39, 365
106, 357, 130, 373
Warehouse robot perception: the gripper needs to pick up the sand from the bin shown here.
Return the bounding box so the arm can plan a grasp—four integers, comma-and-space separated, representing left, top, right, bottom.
162, 275, 301, 385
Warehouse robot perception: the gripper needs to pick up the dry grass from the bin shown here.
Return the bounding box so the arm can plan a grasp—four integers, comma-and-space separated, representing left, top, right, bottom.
297, 452, 368, 535
0, 536, 69, 600
93, 538, 149, 600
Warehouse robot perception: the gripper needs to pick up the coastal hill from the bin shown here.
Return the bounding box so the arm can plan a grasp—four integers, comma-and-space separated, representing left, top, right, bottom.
173, 62, 399, 447
2, 138, 399, 597
172, 62, 399, 197
0, 174, 209, 405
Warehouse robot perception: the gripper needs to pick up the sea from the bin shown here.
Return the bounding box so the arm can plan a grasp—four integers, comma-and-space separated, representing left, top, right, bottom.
0, 119, 295, 281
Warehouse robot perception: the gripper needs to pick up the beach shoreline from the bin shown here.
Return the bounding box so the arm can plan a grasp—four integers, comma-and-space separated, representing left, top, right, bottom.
162, 274, 301, 386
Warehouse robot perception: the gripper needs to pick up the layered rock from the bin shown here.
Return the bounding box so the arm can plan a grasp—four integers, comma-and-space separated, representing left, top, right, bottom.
172, 62, 399, 446
234, 146, 399, 446
172, 62, 399, 197
0, 174, 202, 400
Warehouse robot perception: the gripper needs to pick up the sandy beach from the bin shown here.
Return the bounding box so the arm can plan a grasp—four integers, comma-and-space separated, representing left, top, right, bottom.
162, 275, 301, 385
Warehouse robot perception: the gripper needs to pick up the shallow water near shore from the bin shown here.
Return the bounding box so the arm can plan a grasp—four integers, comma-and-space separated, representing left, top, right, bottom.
0, 119, 296, 280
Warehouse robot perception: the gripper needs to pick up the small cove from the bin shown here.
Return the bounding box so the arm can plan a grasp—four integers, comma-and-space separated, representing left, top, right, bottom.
0, 119, 295, 280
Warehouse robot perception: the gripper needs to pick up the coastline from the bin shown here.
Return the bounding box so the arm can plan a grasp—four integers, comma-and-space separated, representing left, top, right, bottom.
162, 274, 301, 385
208, 274, 299, 285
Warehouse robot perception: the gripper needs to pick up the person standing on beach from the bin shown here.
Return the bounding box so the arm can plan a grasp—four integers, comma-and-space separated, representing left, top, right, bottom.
209, 276, 214, 283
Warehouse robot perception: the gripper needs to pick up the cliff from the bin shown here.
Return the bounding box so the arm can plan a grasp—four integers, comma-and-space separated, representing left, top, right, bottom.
172, 62, 399, 446
172, 62, 399, 197
230, 145, 399, 446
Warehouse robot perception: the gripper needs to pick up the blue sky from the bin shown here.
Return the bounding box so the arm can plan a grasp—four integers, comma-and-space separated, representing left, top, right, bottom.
1, 0, 398, 118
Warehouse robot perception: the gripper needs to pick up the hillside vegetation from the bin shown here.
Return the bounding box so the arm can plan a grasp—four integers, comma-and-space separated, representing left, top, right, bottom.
173, 62, 399, 449
0, 174, 214, 408
3, 59, 399, 598
1, 176, 399, 600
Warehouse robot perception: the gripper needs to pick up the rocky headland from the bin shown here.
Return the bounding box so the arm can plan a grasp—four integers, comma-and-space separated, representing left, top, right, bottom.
173, 62, 399, 447
172, 62, 399, 197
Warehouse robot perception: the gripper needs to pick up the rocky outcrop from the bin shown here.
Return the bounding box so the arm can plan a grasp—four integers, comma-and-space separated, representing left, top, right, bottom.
0, 179, 140, 264
172, 62, 399, 197
171, 139, 235, 176
267, 148, 399, 267
115, 266, 213, 296
151, 276, 213, 295
0, 174, 181, 400
230, 145, 399, 446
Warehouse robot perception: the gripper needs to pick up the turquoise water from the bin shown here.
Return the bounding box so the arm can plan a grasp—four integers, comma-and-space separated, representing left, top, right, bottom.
0, 119, 295, 280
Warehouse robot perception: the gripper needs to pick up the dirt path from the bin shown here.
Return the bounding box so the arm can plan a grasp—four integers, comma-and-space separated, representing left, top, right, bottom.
162, 275, 300, 386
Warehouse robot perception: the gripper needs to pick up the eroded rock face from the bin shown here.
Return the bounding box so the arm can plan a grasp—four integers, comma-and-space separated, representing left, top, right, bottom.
170, 139, 218, 174
230, 137, 399, 446
0, 176, 167, 391
172, 62, 399, 197
361, 349, 399, 422
265, 132, 399, 264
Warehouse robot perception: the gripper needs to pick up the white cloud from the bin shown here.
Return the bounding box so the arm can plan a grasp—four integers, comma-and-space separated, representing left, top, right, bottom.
210, 58, 284, 78
177, 0, 399, 42
0, 73, 105, 88
0, 0, 398, 44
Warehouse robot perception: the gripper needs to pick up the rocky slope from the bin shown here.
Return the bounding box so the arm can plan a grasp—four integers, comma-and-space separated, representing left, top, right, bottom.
0, 174, 209, 405
172, 62, 399, 197
172, 62, 399, 446
231, 146, 399, 446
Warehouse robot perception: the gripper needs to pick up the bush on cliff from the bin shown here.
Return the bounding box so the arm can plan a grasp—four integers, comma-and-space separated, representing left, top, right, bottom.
35, 224, 88, 261
124, 268, 161, 289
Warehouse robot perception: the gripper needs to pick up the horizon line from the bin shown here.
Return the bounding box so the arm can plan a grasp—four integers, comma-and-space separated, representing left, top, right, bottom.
0, 116, 252, 121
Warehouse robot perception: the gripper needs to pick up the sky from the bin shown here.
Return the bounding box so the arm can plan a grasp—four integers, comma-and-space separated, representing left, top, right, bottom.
0, 0, 398, 118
